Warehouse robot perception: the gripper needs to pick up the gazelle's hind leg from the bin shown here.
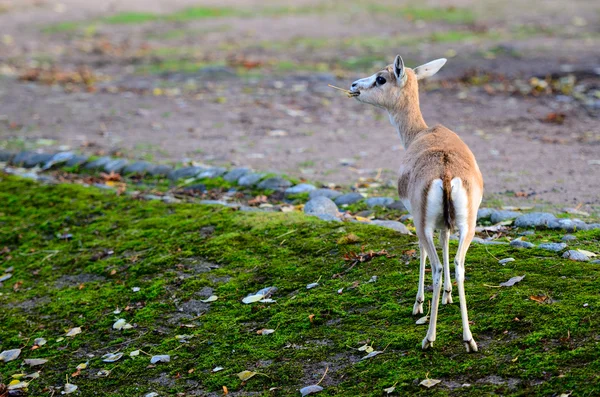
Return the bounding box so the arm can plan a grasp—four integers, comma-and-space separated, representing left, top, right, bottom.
440, 229, 453, 305
420, 228, 443, 350
412, 242, 427, 315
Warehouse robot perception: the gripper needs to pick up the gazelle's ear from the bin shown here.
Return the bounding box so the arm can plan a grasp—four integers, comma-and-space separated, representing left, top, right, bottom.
393, 55, 405, 82
414, 58, 447, 80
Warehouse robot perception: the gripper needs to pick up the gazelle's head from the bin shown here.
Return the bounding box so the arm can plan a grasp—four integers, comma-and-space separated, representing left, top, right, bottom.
349, 55, 447, 110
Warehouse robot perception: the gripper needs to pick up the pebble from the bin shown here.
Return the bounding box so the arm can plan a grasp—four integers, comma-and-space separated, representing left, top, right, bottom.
148, 164, 173, 176
168, 166, 205, 181
365, 197, 395, 208
257, 177, 292, 190
477, 208, 494, 220
514, 212, 557, 228
304, 196, 339, 217
65, 154, 89, 167
538, 242, 567, 252
200, 200, 239, 208
562, 234, 577, 241
198, 167, 227, 179
104, 159, 129, 173
43, 151, 74, 170
370, 220, 411, 234
285, 183, 316, 195
548, 218, 588, 232
510, 239, 535, 248
490, 210, 520, 224
309, 188, 342, 200
386, 200, 406, 211
473, 238, 509, 245
562, 250, 590, 262
123, 161, 153, 174
0, 150, 14, 162
223, 167, 251, 183
23, 152, 53, 168
183, 184, 207, 193
11, 151, 34, 167
334, 192, 364, 205
84, 156, 112, 170
315, 214, 342, 222
590, 259, 600, 264
518, 230, 535, 236
499, 257, 515, 265
238, 173, 265, 186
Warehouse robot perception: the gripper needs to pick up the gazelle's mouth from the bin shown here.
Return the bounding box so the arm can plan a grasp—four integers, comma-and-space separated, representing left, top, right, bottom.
348, 91, 360, 97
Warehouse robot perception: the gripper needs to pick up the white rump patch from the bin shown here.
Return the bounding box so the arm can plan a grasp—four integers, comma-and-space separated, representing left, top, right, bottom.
425, 179, 444, 231
450, 178, 469, 232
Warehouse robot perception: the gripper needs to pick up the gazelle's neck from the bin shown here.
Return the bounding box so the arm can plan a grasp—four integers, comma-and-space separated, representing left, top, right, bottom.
387, 73, 428, 149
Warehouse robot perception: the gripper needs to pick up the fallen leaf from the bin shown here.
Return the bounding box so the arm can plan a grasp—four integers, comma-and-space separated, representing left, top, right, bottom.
577, 249, 597, 257
150, 355, 170, 364
62, 383, 78, 394
257, 329, 275, 335
102, 352, 123, 362
416, 316, 429, 325
130, 350, 140, 357
242, 294, 264, 304
97, 369, 111, 377
201, 295, 218, 303
0, 349, 21, 362
361, 351, 382, 360
24, 358, 47, 367
383, 385, 396, 394
300, 384, 323, 396
530, 295, 549, 303
308, 314, 315, 323
113, 319, 132, 330
34, 338, 47, 347
223, 385, 229, 395
212, 366, 224, 373
420, 378, 441, 388
65, 327, 82, 337
499, 275, 525, 287
237, 370, 257, 381
306, 282, 319, 289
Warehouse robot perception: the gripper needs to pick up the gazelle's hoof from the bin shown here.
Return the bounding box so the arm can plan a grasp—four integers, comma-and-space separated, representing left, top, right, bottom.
442, 290, 453, 305
422, 337, 434, 350
464, 339, 478, 353
412, 301, 423, 316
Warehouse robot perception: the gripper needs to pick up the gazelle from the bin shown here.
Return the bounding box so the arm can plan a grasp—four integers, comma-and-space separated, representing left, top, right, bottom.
348, 55, 483, 352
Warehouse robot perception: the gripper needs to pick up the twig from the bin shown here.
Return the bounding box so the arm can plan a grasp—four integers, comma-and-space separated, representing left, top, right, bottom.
275, 229, 296, 239
317, 366, 329, 386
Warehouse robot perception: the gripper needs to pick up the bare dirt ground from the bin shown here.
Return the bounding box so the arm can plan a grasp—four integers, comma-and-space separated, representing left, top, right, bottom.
0, 0, 599, 208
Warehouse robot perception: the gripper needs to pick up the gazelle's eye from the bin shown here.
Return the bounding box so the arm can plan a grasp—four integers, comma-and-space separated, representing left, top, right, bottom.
376, 76, 386, 85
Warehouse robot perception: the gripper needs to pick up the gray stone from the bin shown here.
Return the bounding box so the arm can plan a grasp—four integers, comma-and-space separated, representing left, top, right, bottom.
199, 200, 239, 209
587, 223, 600, 230
316, 214, 342, 222
238, 173, 265, 187
400, 214, 413, 222
365, 197, 395, 208
168, 166, 204, 181
257, 177, 292, 190
123, 161, 153, 174
285, 183, 316, 195
93, 183, 114, 190
386, 200, 407, 211
477, 208, 494, 220
162, 196, 181, 204
334, 192, 364, 205
473, 238, 509, 245
562, 250, 590, 262
514, 212, 557, 228
518, 230, 535, 236
85, 156, 112, 170
309, 189, 342, 200
65, 154, 89, 167
562, 234, 577, 241
591, 259, 600, 264
43, 151, 75, 170
510, 239, 535, 248
223, 167, 251, 183
304, 196, 339, 217
183, 184, 207, 193
197, 167, 227, 179
104, 159, 129, 173
0, 150, 14, 162
548, 218, 588, 232
490, 210, 520, 224
11, 151, 35, 166
24, 152, 53, 168
370, 220, 411, 234
499, 258, 515, 265
355, 210, 374, 218
148, 164, 173, 176
538, 242, 567, 252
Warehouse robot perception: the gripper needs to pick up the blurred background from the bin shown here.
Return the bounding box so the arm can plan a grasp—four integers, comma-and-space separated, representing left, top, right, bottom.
0, 0, 598, 207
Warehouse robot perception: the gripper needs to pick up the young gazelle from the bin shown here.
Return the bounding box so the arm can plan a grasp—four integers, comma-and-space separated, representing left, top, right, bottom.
348, 55, 483, 352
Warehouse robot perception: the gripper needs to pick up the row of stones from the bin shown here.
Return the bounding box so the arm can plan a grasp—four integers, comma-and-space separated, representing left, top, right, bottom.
477, 208, 600, 232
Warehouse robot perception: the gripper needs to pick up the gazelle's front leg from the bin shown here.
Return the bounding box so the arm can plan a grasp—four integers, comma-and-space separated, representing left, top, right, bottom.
412, 242, 427, 315
440, 230, 453, 305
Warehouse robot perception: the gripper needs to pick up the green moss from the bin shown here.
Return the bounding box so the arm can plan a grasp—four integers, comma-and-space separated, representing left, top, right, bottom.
1, 175, 600, 395
103, 12, 159, 24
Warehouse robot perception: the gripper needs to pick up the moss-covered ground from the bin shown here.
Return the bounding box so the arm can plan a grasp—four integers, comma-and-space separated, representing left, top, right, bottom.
1, 175, 600, 396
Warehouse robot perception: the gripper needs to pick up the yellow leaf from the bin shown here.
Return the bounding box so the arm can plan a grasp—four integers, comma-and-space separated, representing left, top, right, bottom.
237, 370, 257, 381
419, 378, 441, 388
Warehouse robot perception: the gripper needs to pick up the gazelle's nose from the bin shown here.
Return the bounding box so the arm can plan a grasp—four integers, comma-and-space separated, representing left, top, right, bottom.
351, 82, 358, 89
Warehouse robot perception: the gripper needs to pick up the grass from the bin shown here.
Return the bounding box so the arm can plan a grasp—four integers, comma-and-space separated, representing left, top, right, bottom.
1, 175, 600, 395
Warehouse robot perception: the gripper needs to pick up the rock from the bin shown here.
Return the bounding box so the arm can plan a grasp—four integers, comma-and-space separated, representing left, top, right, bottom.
490, 210, 520, 224
514, 212, 557, 228
518, 230, 535, 236
316, 214, 342, 222
285, 183, 316, 195
197, 167, 227, 179
365, 197, 395, 208
355, 210, 374, 217
473, 238, 509, 245
168, 166, 204, 181
304, 196, 339, 217
562, 234, 577, 241
123, 161, 153, 174
309, 188, 342, 200
257, 177, 292, 190
238, 173, 265, 187
587, 223, 600, 230
183, 184, 207, 193
85, 156, 112, 170
0, 150, 14, 162
562, 250, 590, 262
43, 151, 74, 170
148, 164, 173, 176
499, 258, 515, 265
510, 239, 535, 248
11, 151, 35, 166
104, 159, 129, 173
370, 220, 411, 234
334, 192, 364, 205
25, 153, 53, 168
548, 218, 588, 232
65, 154, 89, 167
400, 214, 413, 222
224, 167, 251, 183
477, 208, 494, 220
199, 200, 239, 209
538, 242, 567, 252
386, 200, 406, 211
162, 196, 180, 204
591, 259, 600, 264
